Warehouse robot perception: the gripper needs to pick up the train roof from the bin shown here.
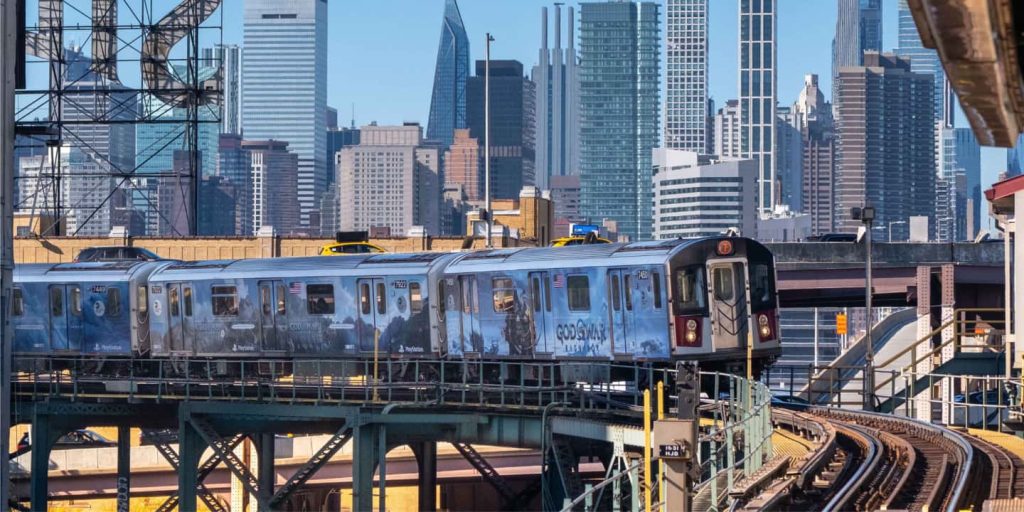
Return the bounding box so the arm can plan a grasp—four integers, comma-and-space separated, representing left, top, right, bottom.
445, 238, 709, 272
147, 252, 459, 281
14, 260, 173, 283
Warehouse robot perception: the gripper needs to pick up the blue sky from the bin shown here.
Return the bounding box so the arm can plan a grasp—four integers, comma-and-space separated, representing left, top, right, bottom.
220, 0, 1000, 196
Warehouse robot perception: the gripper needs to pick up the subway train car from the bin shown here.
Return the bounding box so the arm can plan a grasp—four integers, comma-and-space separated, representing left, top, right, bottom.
10, 236, 779, 376
144, 253, 458, 358
11, 261, 170, 361
439, 237, 780, 367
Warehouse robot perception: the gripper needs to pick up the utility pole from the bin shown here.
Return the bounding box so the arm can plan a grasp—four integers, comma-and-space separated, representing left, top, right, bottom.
0, 0, 16, 506
852, 206, 876, 411
484, 33, 494, 248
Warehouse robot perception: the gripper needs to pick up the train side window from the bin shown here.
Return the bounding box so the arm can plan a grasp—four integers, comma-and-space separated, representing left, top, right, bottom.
107, 288, 121, 317
712, 267, 735, 301
375, 283, 386, 315
610, 275, 621, 311
410, 282, 423, 313
169, 287, 179, 317
531, 277, 541, 312
50, 287, 63, 316
360, 283, 371, 314
492, 277, 516, 313
212, 285, 239, 316
69, 286, 82, 317
261, 286, 272, 316
183, 287, 193, 317
624, 275, 633, 311
12, 288, 23, 316
138, 286, 148, 316
471, 277, 479, 313
307, 284, 335, 315
676, 266, 706, 313
544, 277, 551, 312
277, 284, 287, 315
567, 275, 591, 311
652, 272, 663, 309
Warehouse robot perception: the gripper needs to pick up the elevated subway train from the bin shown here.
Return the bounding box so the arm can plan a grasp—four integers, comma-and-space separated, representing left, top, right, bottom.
11, 237, 780, 375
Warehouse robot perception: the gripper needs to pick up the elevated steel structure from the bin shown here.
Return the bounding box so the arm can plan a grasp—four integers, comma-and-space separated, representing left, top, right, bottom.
15, 0, 223, 236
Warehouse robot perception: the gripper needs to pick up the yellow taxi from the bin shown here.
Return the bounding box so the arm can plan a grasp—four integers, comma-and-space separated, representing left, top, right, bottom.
319, 241, 386, 255
550, 235, 611, 247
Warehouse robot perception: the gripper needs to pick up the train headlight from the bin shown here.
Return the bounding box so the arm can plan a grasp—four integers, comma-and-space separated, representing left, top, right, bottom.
758, 314, 771, 338
685, 319, 698, 343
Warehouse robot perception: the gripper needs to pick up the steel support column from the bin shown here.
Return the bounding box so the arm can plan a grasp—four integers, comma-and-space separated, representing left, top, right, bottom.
352, 423, 382, 512
413, 441, 438, 512
117, 424, 130, 512
178, 413, 209, 512
29, 410, 54, 511
258, 432, 275, 510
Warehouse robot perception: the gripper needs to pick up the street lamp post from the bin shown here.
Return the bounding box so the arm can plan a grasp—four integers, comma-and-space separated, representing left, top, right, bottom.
852, 206, 876, 411
484, 33, 494, 248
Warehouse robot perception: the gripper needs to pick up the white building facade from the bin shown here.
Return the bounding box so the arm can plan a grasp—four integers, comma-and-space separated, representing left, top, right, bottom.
652, 149, 757, 239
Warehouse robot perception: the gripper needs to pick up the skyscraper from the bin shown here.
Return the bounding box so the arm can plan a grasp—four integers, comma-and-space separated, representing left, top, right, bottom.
203, 44, 242, 135
444, 129, 481, 201
794, 75, 836, 236
338, 124, 441, 235
714, 100, 742, 158
936, 127, 981, 241
579, 1, 660, 241
426, 0, 470, 147
532, 4, 580, 189
739, 0, 777, 213
467, 60, 536, 200
216, 134, 253, 236
1008, 134, 1024, 177
652, 151, 758, 239
245, 140, 301, 235
242, 0, 327, 229
835, 52, 936, 240
665, 0, 708, 153
832, 0, 882, 86
896, 0, 953, 126
776, 106, 803, 212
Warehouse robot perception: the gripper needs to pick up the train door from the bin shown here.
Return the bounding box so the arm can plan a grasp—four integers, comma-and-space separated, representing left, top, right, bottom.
357, 278, 386, 352
259, 281, 287, 352
459, 275, 481, 353
528, 271, 552, 354
707, 261, 748, 351
48, 285, 83, 351
167, 283, 193, 353
607, 269, 630, 355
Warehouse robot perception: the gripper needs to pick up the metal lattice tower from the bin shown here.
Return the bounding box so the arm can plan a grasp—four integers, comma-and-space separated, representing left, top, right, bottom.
15, 0, 223, 237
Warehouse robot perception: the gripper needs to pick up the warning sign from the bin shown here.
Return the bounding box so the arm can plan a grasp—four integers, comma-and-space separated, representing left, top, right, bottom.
836, 313, 848, 335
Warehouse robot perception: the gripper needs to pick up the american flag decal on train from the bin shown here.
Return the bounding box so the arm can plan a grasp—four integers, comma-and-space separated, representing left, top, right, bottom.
553, 274, 565, 288
289, 282, 303, 294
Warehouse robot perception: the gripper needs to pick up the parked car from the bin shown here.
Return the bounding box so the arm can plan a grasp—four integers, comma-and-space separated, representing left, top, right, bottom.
53, 430, 116, 449
75, 246, 162, 262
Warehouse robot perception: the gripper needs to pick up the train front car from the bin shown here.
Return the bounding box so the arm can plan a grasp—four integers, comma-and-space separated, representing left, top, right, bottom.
11, 260, 169, 371
669, 237, 780, 374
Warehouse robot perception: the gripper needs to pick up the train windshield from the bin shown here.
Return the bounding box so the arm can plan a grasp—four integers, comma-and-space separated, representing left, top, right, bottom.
675, 266, 706, 314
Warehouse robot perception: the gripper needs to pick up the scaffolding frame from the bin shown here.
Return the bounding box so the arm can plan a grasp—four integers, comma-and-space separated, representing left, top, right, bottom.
14, 0, 223, 237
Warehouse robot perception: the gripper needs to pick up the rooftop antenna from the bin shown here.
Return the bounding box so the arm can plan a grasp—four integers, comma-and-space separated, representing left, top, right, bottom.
350, 103, 356, 129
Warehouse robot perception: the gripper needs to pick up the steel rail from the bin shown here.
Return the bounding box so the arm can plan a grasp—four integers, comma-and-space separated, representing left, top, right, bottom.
821, 422, 883, 512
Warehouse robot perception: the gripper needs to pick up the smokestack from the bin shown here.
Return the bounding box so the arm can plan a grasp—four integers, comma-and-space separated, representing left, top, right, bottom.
568, 6, 574, 51
541, 7, 548, 52
554, 4, 561, 52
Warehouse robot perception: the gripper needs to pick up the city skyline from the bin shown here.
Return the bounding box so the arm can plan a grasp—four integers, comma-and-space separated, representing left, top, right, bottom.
212, 0, 999, 212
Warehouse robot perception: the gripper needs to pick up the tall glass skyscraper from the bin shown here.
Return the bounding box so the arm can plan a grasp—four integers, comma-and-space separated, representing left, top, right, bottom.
739, 0, 777, 213
896, 0, 953, 126
532, 4, 580, 190
426, 0, 470, 147
242, 0, 327, 229
832, 0, 882, 84
1008, 134, 1024, 177
579, 1, 660, 241
203, 44, 242, 135
665, 0, 708, 153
